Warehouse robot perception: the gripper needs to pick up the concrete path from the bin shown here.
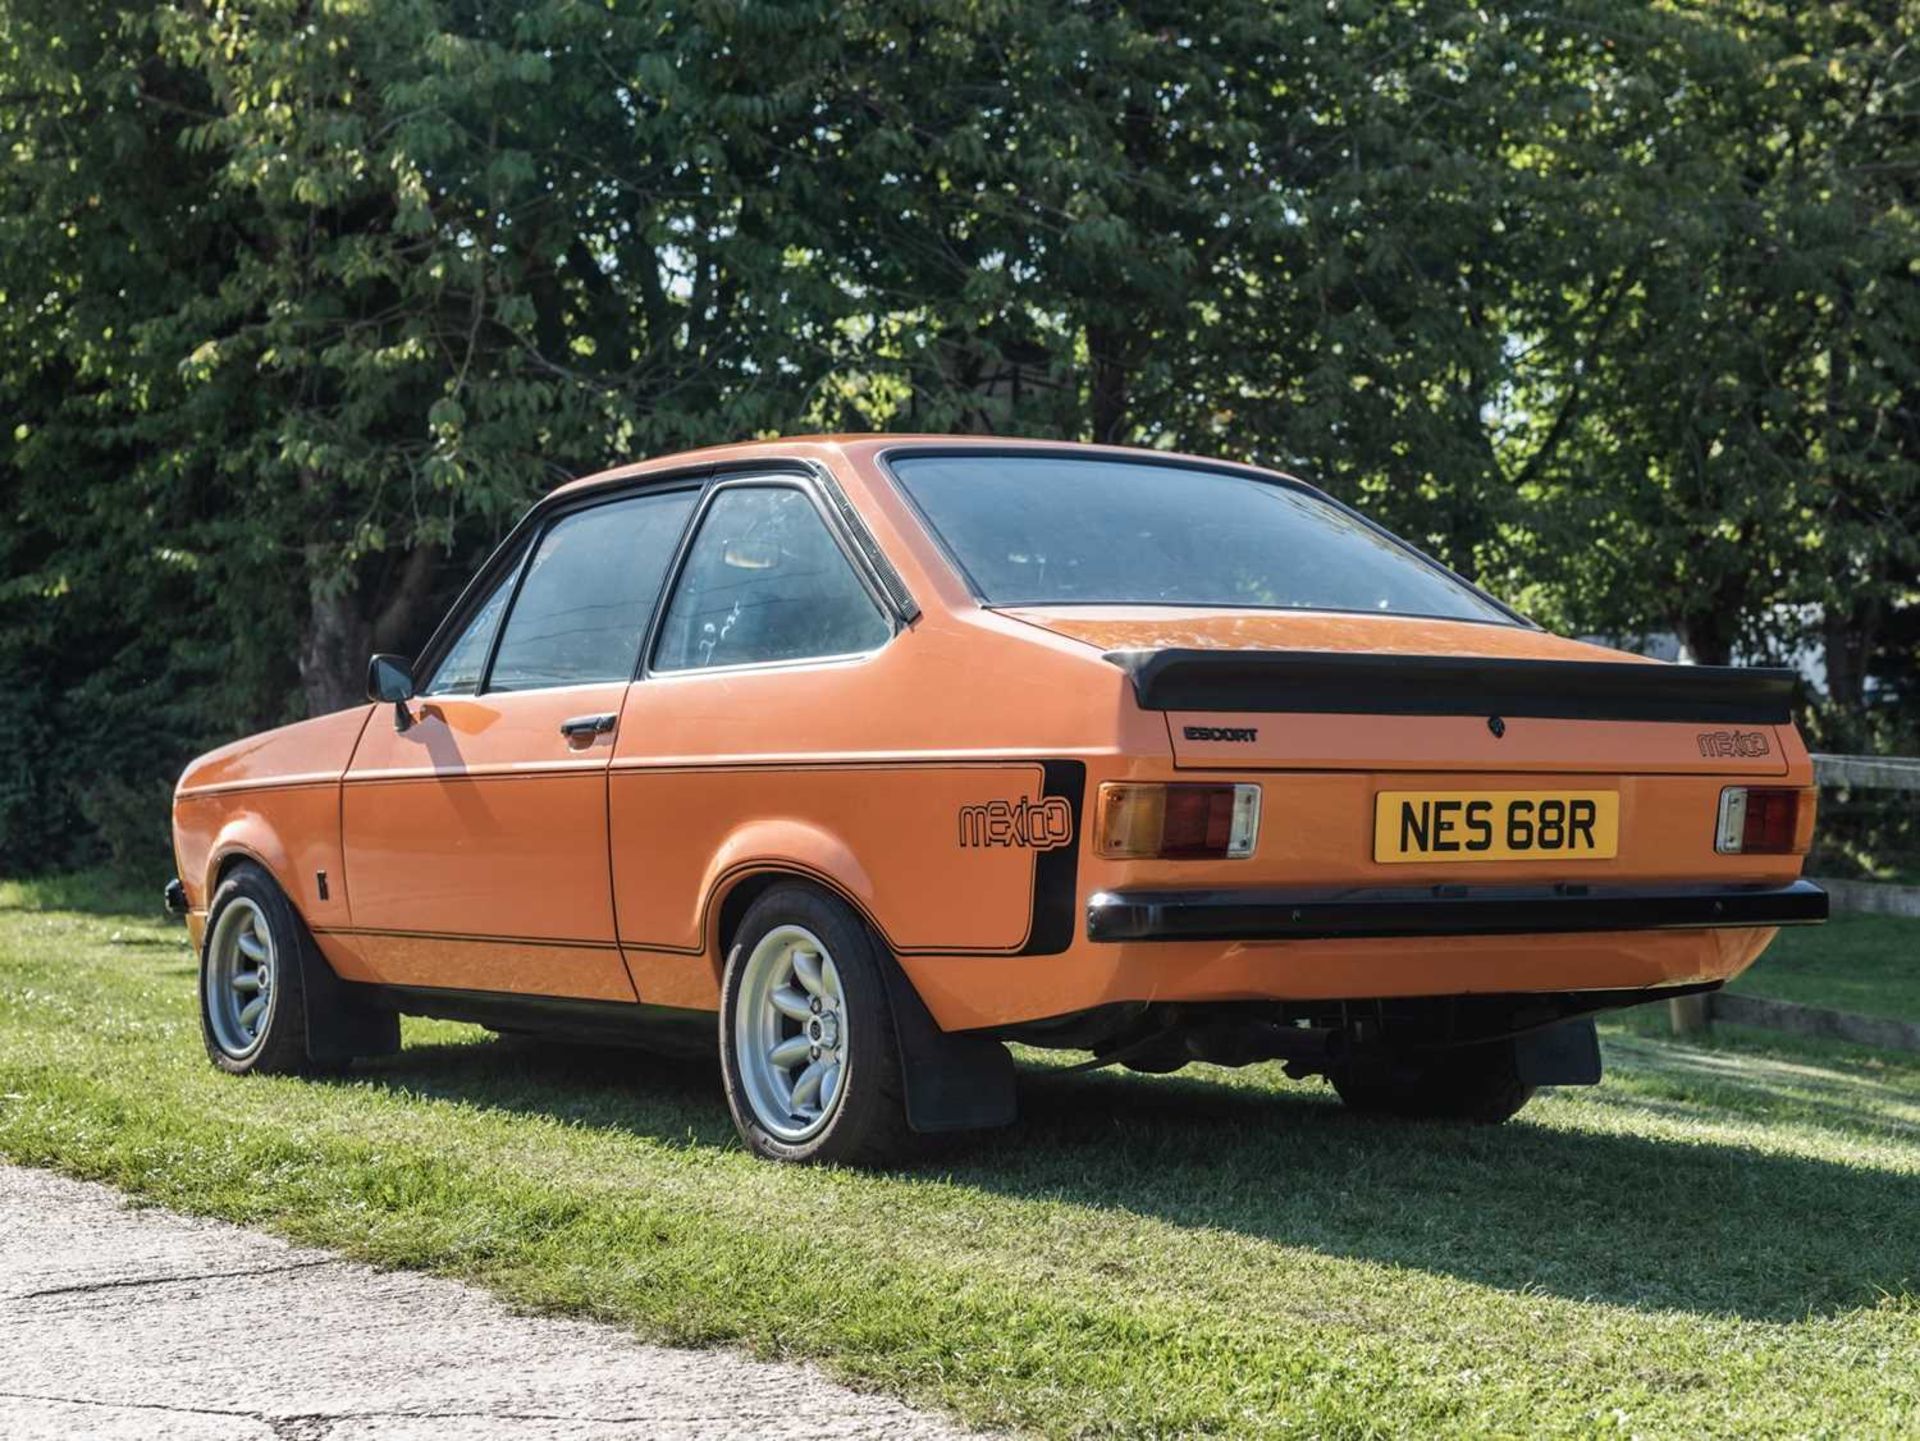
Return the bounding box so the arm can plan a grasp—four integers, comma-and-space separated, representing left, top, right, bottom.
0, 1165, 975, 1440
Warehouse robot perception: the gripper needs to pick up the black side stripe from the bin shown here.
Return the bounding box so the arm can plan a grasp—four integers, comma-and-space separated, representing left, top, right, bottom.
1017, 760, 1085, 956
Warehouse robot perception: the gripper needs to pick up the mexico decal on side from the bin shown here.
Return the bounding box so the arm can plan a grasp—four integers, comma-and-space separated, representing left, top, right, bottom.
957, 796, 1075, 850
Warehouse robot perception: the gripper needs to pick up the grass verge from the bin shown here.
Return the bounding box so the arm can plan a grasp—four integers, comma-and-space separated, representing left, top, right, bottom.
1728, 912, 1920, 1022
1, 873, 1916, 1437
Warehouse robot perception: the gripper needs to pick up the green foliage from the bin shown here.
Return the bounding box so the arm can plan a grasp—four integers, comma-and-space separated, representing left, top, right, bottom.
1, 0, 1915, 867
1494, 1, 1920, 688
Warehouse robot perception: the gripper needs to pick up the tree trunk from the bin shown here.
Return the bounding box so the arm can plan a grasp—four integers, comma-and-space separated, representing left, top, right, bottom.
298, 580, 371, 718
1675, 613, 1735, 668
1087, 321, 1131, 445
370, 543, 442, 657
1822, 594, 1879, 744
296, 545, 441, 719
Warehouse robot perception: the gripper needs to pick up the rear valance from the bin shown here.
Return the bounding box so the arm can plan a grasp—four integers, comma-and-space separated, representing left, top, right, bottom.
1105, 649, 1797, 725
1087, 879, 1828, 943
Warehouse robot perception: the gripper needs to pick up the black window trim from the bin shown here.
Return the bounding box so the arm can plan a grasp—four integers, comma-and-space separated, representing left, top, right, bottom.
416, 537, 533, 699
412, 457, 916, 699
873, 443, 1536, 632
802, 458, 921, 623
477, 482, 708, 696
642, 473, 903, 680
411, 461, 719, 696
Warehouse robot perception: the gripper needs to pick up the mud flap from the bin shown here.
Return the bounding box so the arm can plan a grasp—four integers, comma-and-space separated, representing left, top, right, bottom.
880, 956, 1017, 1133
1514, 1017, 1602, 1087
297, 939, 400, 1065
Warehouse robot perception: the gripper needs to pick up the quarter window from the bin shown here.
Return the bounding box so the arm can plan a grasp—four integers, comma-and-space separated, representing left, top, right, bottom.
488, 489, 697, 691
421, 565, 516, 697
653, 486, 891, 672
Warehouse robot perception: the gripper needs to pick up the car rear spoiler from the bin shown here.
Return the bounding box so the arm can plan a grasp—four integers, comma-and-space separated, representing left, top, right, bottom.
1102, 649, 1798, 724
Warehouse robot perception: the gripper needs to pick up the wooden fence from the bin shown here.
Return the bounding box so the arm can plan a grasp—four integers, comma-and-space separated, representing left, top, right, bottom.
1809, 753, 1920, 918
1669, 752, 1918, 1047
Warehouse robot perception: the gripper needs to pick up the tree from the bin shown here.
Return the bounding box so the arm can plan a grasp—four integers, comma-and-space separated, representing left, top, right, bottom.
1496, 0, 1919, 706
1, 0, 1914, 870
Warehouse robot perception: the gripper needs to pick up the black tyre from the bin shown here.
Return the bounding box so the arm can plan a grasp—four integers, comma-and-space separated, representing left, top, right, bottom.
719, 884, 914, 1165
1331, 1039, 1536, 1124
198, 862, 339, 1077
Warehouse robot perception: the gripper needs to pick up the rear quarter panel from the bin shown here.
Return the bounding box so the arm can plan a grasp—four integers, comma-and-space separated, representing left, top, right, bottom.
607, 599, 1157, 1009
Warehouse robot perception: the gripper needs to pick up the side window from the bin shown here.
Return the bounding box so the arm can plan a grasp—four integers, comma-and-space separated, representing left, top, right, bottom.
654, 486, 892, 672
421, 564, 516, 697
488, 488, 697, 691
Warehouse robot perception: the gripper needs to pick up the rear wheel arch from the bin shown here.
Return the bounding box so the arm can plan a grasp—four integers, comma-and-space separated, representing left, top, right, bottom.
708, 863, 895, 986
718, 880, 916, 1163
710, 868, 1017, 1150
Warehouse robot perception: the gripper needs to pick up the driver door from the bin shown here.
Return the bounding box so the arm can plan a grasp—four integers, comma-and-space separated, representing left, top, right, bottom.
337, 486, 698, 998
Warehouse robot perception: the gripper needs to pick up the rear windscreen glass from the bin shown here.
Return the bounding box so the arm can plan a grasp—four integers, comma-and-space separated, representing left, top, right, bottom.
890, 455, 1511, 622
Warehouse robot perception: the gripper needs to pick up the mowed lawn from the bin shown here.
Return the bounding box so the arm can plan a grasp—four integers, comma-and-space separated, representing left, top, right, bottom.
1, 876, 1915, 1438
1728, 912, 1920, 1022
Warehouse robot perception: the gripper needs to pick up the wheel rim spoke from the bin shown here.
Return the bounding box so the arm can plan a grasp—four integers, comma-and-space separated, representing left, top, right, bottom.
791, 949, 826, 998
238, 996, 266, 1033
769, 986, 812, 1022
818, 955, 844, 1004
819, 1062, 841, 1112
768, 1035, 812, 1070
230, 971, 262, 995
236, 931, 267, 964
789, 1058, 827, 1112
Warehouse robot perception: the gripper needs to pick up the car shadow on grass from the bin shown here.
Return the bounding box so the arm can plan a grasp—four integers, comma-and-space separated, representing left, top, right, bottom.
345, 1031, 1919, 1324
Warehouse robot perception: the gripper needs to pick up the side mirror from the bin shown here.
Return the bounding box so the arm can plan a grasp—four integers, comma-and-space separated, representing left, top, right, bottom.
366, 654, 417, 732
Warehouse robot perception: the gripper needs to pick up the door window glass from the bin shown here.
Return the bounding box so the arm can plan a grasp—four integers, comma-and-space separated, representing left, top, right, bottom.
421, 566, 515, 697
488, 489, 697, 691
654, 487, 892, 672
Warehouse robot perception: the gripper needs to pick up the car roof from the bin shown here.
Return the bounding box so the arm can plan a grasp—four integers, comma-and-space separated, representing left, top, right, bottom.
544, 434, 1301, 502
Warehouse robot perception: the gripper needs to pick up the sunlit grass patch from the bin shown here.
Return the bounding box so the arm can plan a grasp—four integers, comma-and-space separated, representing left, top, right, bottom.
1, 877, 1916, 1438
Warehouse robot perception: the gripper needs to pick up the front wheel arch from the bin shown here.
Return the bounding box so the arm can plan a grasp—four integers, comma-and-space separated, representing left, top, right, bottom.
199, 853, 398, 1071
210, 845, 267, 894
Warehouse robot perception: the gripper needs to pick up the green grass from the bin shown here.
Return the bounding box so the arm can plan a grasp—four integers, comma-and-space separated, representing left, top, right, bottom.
2, 873, 1917, 1438
1728, 913, 1920, 1022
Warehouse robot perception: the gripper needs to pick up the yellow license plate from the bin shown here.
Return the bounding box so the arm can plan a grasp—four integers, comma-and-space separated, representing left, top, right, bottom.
1373, 791, 1619, 863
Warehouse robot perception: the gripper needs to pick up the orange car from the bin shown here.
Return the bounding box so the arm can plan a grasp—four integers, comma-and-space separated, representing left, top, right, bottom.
169, 437, 1825, 1162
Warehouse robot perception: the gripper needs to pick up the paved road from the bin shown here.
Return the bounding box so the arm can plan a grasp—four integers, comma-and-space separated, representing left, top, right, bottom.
0, 1165, 975, 1440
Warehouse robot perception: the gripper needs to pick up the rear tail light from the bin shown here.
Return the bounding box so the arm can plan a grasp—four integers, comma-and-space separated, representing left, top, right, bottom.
1096, 783, 1261, 860
1715, 787, 1817, 855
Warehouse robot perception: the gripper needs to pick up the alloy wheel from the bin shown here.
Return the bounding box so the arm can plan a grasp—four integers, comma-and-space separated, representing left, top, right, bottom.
733, 923, 849, 1142
205, 897, 276, 1060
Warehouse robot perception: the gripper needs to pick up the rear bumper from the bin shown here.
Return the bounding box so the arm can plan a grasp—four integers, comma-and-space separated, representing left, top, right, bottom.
1086, 879, 1827, 943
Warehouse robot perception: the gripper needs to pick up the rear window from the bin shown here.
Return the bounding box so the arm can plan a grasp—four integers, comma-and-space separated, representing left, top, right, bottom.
890, 454, 1511, 623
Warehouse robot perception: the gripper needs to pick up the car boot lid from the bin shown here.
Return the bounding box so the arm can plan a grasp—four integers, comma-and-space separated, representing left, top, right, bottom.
1003, 606, 1796, 776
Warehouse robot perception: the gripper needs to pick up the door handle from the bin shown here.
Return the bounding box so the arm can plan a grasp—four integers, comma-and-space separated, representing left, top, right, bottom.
559, 712, 618, 742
